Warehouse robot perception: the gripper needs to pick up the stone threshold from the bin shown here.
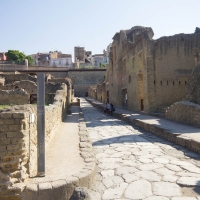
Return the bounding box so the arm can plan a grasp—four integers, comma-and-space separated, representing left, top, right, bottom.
86, 97, 200, 154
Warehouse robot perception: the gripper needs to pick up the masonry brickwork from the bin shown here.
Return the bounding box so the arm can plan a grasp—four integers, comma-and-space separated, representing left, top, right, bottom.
90, 26, 200, 114
67, 70, 105, 97
0, 89, 29, 105
165, 63, 200, 126
0, 83, 70, 199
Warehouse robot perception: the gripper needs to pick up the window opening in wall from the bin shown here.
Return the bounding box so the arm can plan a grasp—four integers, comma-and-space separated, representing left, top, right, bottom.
141, 99, 144, 111
123, 58, 126, 73
154, 80, 156, 85
129, 75, 131, 83
132, 57, 135, 68
160, 81, 162, 85
167, 81, 168, 85
185, 81, 187, 85
173, 81, 175, 85
179, 81, 181, 85
107, 90, 109, 103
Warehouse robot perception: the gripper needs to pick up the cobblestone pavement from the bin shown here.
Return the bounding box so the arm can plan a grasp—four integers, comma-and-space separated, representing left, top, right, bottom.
81, 99, 200, 200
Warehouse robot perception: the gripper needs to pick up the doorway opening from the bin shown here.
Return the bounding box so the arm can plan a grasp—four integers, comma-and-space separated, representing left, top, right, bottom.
106, 90, 109, 103
138, 74, 144, 111
122, 89, 127, 109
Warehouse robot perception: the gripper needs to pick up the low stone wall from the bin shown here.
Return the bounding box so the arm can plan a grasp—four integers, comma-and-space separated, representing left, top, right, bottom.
13, 102, 95, 200
0, 89, 29, 105
165, 100, 200, 127
0, 83, 69, 198
14, 80, 37, 95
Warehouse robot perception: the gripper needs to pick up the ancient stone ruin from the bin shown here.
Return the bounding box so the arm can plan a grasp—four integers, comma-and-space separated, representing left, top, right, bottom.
0, 72, 74, 198
89, 26, 200, 116
165, 61, 200, 126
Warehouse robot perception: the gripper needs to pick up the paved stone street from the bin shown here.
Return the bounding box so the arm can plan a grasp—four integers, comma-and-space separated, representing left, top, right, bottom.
81, 99, 200, 200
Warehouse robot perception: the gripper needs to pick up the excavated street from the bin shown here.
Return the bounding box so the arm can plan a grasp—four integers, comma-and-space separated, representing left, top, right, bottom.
80, 98, 200, 200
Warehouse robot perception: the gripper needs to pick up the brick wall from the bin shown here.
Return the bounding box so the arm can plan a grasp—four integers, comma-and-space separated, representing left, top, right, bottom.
67, 71, 105, 97
165, 64, 200, 126
165, 101, 200, 126
0, 110, 30, 197
103, 26, 200, 114
0, 83, 70, 198
0, 89, 29, 105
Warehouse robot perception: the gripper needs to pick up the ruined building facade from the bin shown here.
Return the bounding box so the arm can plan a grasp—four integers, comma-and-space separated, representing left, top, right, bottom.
96, 26, 200, 114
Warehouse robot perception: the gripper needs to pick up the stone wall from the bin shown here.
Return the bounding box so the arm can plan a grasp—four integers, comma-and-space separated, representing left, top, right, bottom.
0, 83, 69, 198
99, 26, 200, 114
88, 81, 107, 103
185, 64, 200, 104
2, 73, 37, 85
0, 89, 29, 105
0, 110, 30, 197
88, 85, 97, 99
165, 101, 200, 126
150, 34, 200, 113
165, 64, 200, 126
0, 81, 65, 105
3, 74, 29, 84
14, 80, 37, 95
67, 70, 105, 97
48, 77, 74, 106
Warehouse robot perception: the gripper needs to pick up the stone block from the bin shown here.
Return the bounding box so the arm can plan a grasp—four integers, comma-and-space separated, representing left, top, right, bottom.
9, 125, 21, 132
0, 138, 10, 145
6, 131, 28, 138
0, 113, 13, 119
0, 125, 9, 132
14, 119, 22, 125
10, 138, 24, 145
52, 180, 67, 200
6, 144, 22, 151
21, 183, 38, 200
0, 133, 7, 138
38, 182, 52, 200
13, 113, 27, 119
0, 145, 7, 151
0, 119, 15, 125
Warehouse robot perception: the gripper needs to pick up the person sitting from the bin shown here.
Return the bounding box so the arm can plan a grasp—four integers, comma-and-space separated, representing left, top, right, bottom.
110, 103, 115, 115
106, 103, 111, 114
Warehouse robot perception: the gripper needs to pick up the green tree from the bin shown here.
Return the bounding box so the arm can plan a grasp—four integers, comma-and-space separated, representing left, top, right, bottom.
194, 27, 200, 34
5, 50, 26, 63
25, 55, 34, 65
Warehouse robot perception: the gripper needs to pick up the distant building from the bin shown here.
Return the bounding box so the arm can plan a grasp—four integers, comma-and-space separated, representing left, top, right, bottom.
74, 47, 85, 63
50, 54, 72, 68
0, 52, 6, 61
92, 54, 104, 67
103, 44, 112, 65
29, 51, 72, 67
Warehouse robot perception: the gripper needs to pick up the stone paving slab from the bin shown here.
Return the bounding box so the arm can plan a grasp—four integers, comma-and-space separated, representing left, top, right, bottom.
86, 97, 200, 154
81, 98, 200, 200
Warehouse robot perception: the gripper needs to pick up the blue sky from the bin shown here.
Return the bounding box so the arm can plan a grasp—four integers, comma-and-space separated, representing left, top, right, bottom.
0, 0, 199, 58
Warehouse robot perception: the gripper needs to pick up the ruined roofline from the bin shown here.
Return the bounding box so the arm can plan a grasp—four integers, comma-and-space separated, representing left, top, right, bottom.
112, 25, 154, 42
154, 33, 200, 42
